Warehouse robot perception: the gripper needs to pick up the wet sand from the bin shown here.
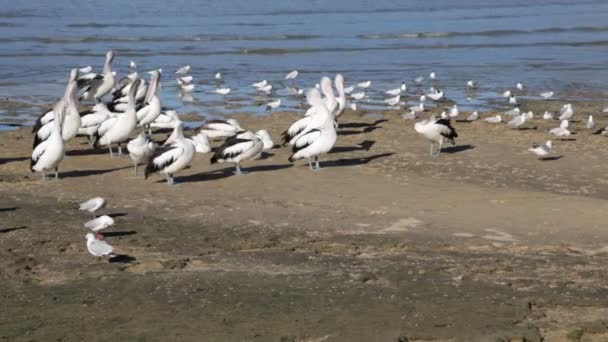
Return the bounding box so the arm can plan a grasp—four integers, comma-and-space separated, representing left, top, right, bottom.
2, 102, 608, 341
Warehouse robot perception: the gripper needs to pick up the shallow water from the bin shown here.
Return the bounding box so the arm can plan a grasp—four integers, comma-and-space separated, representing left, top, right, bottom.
1, 0, 608, 124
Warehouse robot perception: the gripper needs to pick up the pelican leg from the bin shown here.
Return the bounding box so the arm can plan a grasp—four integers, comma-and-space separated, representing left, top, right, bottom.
117, 144, 123, 156
108, 145, 114, 157
429, 143, 435, 156
54, 167, 59, 180
437, 139, 444, 156
133, 162, 138, 176
41, 171, 46, 182
235, 163, 243, 176
308, 158, 314, 170
315, 156, 321, 170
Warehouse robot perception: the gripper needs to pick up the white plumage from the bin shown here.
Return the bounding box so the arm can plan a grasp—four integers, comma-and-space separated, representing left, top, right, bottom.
128, 132, 156, 175
427, 90, 444, 101
175, 65, 190, 75
414, 115, 458, 157
548, 120, 570, 137
357, 81, 371, 88
215, 88, 231, 95
540, 91, 554, 99
558, 104, 573, 121
86, 233, 113, 259
285, 70, 299, 80
587, 115, 595, 129
351, 92, 365, 100
465, 111, 479, 122
84, 215, 114, 239
78, 50, 116, 103
198, 119, 242, 140
485, 115, 502, 123
79, 197, 106, 218
145, 123, 195, 185
528, 141, 552, 159
210, 131, 263, 175
384, 95, 400, 106
252, 80, 268, 88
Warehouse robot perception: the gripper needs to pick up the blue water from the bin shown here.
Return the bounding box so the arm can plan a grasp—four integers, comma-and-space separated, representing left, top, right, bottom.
1, 0, 608, 124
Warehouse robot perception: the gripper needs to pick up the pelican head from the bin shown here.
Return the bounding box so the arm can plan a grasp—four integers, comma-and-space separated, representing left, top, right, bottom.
69, 68, 79, 82
106, 50, 114, 62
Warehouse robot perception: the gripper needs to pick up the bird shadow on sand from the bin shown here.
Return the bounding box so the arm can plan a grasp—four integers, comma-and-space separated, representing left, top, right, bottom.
319, 153, 394, 168
330, 140, 376, 154
339, 119, 388, 129
109, 254, 137, 263
257, 152, 274, 160
0, 207, 18, 213
0, 157, 28, 165
540, 156, 563, 161
104, 230, 137, 237
61, 166, 131, 178
0, 226, 27, 234
175, 163, 293, 184
108, 212, 128, 218
338, 126, 383, 136
518, 127, 538, 131
441, 144, 475, 154
66, 148, 113, 156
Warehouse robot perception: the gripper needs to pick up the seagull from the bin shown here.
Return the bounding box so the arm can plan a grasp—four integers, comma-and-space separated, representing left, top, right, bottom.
548, 120, 570, 137
401, 111, 417, 120
215, 88, 231, 95
84, 215, 114, 239
528, 141, 552, 159
516, 82, 524, 90
509, 95, 517, 105
508, 112, 532, 129
128, 132, 156, 176
587, 115, 595, 129
409, 102, 424, 113
357, 81, 371, 88
343, 85, 355, 94
540, 91, 554, 99
466, 80, 476, 89
384, 95, 400, 106
386, 86, 402, 96
427, 90, 444, 101
210, 131, 263, 175
94, 79, 142, 156
502, 90, 511, 98
558, 104, 573, 121
414, 76, 424, 84
252, 80, 268, 88
198, 119, 243, 140
543, 111, 555, 120
505, 107, 520, 116
145, 123, 195, 185
215, 72, 222, 80
266, 99, 281, 111
429, 72, 436, 80
465, 111, 479, 122
258, 84, 272, 94
78, 50, 116, 104
603, 107, 608, 113
448, 104, 459, 118
285, 70, 299, 80
179, 83, 195, 92
414, 115, 458, 157
419, 95, 426, 102
129, 60, 137, 69
175, 65, 190, 75
485, 115, 502, 123
79, 197, 106, 219
348, 103, 357, 111
351, 92, 365, 100
85, 233, 113, 261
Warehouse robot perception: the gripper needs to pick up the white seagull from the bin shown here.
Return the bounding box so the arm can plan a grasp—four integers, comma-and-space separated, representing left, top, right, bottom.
429, 72, 436, 80
528, 141, 552, 159
465, 111, 479, 122
84, 215, 114, 239
357, 81, 371, 88
351, 92, 365, 100
414, 115, 458, 157
210, 131, 263, 175
175, 65, 191, 75
85, 233, 113, 261
129, 60, 137, 69
384, 95, 400, 106
215, 72, 222, 80
467, 80, 476, 89
485, 115, 502, 123
79, 197, 106, 219
409, 102, 424, 113
427, 90, 444, 101
266, 99, 281, 111
252, 80, 268, 88
548, 120, 570, 138
509, 96, 517, 105
502, 90, 511, 98
343, 85, 355, 94
449, 104, 459, 118
285, 70, 299, 80
214, 87, 231, 95
414, 76, 424, 84
145, 123, 195, 185
558, 104, 573, 121
540, 91, 554, 100
587, 115, 595, 129
543, 111, 555, 120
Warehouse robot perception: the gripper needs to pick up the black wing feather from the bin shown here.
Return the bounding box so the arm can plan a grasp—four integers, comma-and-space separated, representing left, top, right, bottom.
144, 146, 177, 179
288, 129, 320, 161
210, 137, 252, 164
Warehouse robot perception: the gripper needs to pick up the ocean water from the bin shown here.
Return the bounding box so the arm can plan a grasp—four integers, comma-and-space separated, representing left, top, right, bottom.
1, 0, 608, 126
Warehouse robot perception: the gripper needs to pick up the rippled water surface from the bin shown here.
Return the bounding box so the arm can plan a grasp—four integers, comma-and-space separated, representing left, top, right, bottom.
1, 0, 608, 123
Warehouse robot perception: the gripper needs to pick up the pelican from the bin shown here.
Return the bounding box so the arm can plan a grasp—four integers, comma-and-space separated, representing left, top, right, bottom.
145, 123, 194, 185
285, 70, 299, 80
215, 88, 231, 95
137, 70, 162, 130
288, 105, 336, 170
79, 66, 93, 74
357, 81, 371, 88
210, 131, 263, 175
85, 233, 113, 261
485, 115, 502, 123
175, 65, 190, 75
190, 131, 212, 154
528, 141, 552, 159
198, 119, 243, 140
78, 50, 116, 103
94, 79, 141, 156
334, 74, 347, 119
548, 120, 570, 137
84, 215, 114, 239
79, 197, 106, 219
30, 101, 66, 181
414, 115, 458, 157
78, 103, 112, 145
128, 132, 156, 176
540, 91, 554, 99
151, 110, 182, 130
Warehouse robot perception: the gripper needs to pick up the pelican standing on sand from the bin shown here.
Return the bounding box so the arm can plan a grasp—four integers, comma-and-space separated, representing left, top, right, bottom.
78, 50, 116, 103
210, 131, 264, 175
198, 119, 243, 140
145, 123, 195, 185
137, 70, 162, 131
414, 115, 458, 157
30, 95, 67, 181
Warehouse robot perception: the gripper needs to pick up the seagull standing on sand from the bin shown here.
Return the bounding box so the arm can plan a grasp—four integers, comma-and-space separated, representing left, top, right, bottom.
540, 91, 554, 100
548, 120, 570, 138
266, 99, 281, 111
145, 123, 195, 185
79, 197, 106, 219
587, 115, 595, 129
210, 131, 263, 175
414, 115, 458, 157
84, 215, 114, 239
78, 50, 116, 104
558, 104, 573, 121
485, 115, 502, 123
543, 111, 555, 120
85, 233, 113, 261
465, 111, 479, 122
528, 141, 552, 159
449, 104, 459, 118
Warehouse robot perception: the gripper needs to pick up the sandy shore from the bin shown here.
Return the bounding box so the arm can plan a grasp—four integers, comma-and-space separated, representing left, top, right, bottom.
2, 101, 608, 341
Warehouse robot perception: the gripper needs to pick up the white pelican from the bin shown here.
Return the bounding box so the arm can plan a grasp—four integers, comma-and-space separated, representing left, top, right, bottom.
558, 104, 573, 121
190, 132, 212, 154
30, 104, 66, 181
528, 141, 552, 159
333, 74, 347, 119
285, 70, 299, 80
252, 80, 268, 88
548, 120, 570, 137
84, 215, 114, 239
215, 88, 231, 95
151, 110, 181, 130
384, 95, 400, 106
357, 81, 371, 88
78, 103, 112, 145
137, 70, 162, 130
485, 115, 502, 123
210, 131, 263, 175
85, 233, 113, 261
587, 115, 595, 129
94, 79, 141, 156
540, 91, 554, 99
288, 108, 336, 170
351, 92, 365, 100
427, 90, 444, 101
266, 99, 281, 111
128, 132, 156, 176
78, 50, 116, 103
79, 197, 106, 219
145, 123, 195, 185
198, 119, 243, 140
176, 65, 190, 75
414, 115, 458, 157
